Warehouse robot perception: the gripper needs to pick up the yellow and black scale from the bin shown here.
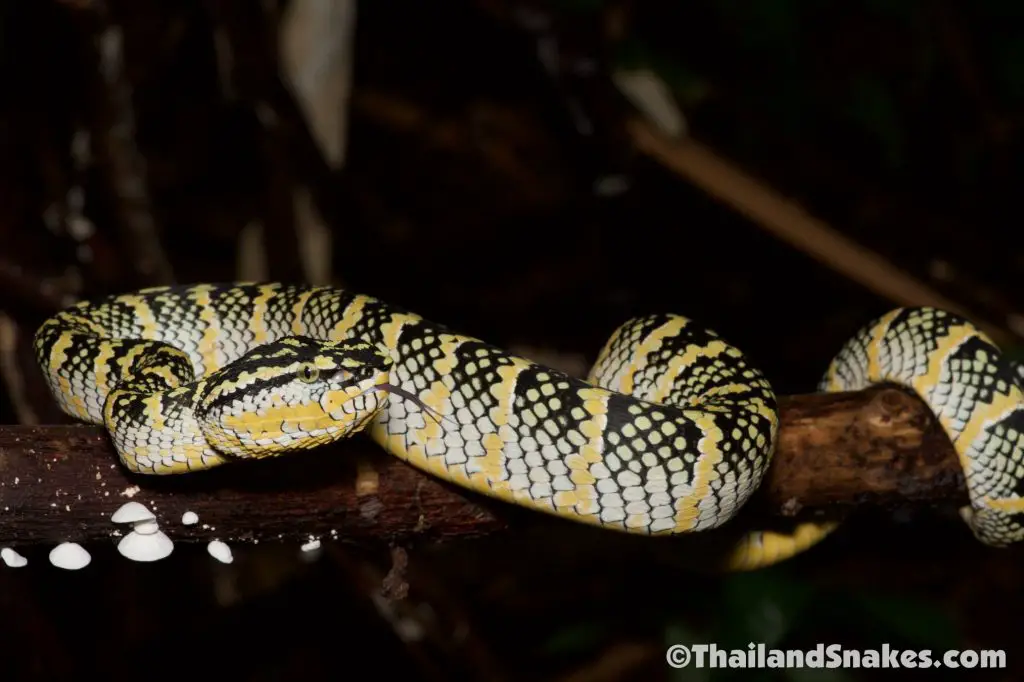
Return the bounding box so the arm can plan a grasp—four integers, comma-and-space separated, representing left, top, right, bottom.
32, 282, 1024, 569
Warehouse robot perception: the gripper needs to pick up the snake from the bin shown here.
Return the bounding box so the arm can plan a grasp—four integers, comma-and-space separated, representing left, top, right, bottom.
31, 282, 1024, 569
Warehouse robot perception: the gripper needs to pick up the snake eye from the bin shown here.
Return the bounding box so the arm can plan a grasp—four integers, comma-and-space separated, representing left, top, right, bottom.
297, 364, 320, 383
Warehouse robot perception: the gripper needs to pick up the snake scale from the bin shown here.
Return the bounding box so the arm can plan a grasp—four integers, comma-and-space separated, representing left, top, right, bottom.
31, 282, 1024, 569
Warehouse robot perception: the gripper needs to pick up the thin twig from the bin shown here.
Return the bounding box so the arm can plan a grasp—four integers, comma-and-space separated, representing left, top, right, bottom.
626, 118, 1018, 348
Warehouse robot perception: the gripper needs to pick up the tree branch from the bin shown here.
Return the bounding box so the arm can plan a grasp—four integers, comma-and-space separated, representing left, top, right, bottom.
0, 386, 964, 547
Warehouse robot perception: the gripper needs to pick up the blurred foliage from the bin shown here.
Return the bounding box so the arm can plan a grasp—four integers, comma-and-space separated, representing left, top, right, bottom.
612, 38, 712, 108
599, 0, 1023, 185
0, 0, 1020, 678
540, 561, 963, 681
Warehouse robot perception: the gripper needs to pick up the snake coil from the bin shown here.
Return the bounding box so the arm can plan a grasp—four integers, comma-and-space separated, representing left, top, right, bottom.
33, 283, 1024, 569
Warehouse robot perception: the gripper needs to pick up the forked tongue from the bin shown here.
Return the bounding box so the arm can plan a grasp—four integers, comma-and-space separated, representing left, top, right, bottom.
372, 383, 457, 428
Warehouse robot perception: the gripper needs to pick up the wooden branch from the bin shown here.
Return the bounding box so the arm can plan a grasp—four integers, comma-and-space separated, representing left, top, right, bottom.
0, 386, 964, 548
764, 386, 965, 513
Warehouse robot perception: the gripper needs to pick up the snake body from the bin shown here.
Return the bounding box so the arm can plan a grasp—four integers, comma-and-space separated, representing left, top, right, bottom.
32, 283, 1024, 568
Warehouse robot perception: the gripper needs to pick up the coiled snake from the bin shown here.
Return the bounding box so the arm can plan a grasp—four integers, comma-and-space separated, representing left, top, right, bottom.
32, 283, 1024, 569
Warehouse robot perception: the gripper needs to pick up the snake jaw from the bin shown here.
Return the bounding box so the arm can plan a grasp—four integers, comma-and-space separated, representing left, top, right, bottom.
320, 370, 393, 425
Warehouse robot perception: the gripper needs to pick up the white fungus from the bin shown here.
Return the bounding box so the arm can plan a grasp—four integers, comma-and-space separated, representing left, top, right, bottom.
132, 519, 160, 536
49, 542, 91, 570
1, 547, 27, 568
207, 540, 233, 564
110, 501, 155, 524
181, 511, 199, 525
117, 530, 173, 562
301, 538, 321, 552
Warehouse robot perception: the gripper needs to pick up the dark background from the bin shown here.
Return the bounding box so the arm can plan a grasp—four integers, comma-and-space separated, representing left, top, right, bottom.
0, 1, 1022, 680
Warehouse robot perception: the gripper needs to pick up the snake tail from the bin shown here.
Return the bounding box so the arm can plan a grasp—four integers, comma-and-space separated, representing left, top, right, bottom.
820, 307, 1024, 547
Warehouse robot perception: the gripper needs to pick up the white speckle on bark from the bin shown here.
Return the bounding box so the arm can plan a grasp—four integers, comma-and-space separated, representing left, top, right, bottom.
111, 501, 155, 524
1, 548, 27, 567
207, 540, 233, 564
181, 511, 199, 525
50, 542, 91, 570
301, 538, 321, 552
117, 530, 173, 562
120, 486, 140, 498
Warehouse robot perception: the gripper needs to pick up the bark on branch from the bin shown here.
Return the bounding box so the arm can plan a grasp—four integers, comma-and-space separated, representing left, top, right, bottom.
0, 386, 965, 547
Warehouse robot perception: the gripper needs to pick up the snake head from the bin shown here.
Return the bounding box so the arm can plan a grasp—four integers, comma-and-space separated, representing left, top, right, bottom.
196, 336, 393, 458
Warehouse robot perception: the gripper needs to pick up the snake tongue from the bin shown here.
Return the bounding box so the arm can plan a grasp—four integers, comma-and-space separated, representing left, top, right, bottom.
371, 383, 456, 427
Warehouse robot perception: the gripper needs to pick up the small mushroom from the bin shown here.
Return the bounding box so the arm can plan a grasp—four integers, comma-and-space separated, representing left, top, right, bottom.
207, 540, 233, 564
1, 547, 27, 568
49, 542, 91, 570
132, 519, 160, 536
110, 501, 156, 524
117, 530, 174, 562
